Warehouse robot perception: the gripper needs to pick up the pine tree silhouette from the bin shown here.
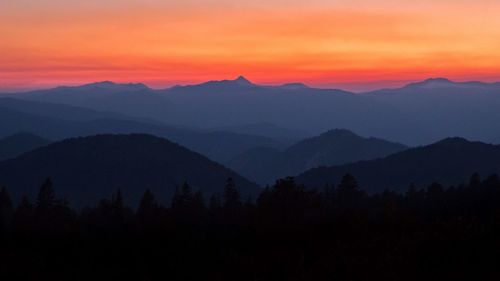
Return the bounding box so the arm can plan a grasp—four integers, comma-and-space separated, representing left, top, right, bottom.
172, 182, 194, 210
36, 177, 56, 210
337, 174, 359, 192
336, 174, 364, 209
138, 189, 157, 217
223, 177, 241, 209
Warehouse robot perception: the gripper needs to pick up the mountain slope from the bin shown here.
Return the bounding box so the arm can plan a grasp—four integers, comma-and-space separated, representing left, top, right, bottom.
0, 134, 259, 207
0, 133, 51, 161
0, 101, 284, 163
229, 129, 407, 184
297, 137, 500, 194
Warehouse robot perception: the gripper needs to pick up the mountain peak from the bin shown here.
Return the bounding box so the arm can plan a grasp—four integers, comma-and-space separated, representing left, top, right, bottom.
405, 77, 455, 89
433, 137, 473, 147
193, 76, 256, 89
234, 75, 253, 85
424, 77, 452, 83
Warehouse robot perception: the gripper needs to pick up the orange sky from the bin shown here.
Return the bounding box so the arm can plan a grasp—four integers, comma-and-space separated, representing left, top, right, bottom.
1, 0, 500, 91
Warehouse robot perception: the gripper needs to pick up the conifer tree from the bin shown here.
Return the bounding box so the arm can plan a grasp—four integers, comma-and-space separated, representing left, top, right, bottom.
172, 182, 194, 209
336, 174, 363, 209
137, 189, 157, 218
337, 174, 359, 192
36, 178, 56, 210
223, 177, 241, 209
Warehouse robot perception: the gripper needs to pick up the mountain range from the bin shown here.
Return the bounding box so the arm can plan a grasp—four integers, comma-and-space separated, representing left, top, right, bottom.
3, 76, 500, 145
1, 76, 500, 200
297, 137, 500, 193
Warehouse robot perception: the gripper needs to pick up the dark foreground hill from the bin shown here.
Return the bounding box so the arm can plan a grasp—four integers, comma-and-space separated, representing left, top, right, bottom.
297, 137, 500, 193
0, 134, 258, 207
229, 129, 407, 184
0, 133, 50, 161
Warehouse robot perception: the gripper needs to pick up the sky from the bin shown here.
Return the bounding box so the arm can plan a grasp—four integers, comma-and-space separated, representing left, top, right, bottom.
1, 0, 500, 92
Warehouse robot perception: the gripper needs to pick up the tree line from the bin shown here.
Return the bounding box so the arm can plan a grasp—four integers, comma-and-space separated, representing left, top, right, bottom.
1, 173, 500, 280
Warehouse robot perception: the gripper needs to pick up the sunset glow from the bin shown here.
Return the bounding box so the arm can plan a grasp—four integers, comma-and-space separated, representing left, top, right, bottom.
2, 0, 500, 91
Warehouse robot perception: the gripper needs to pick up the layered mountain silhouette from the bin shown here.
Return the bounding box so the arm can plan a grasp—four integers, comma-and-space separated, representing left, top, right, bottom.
229, 129, 407, 184
376, 78, 500, 92
5, 76, 500, 145
6, 81, 172, 120
297, 137, 500, 193
172, 75, 256, 90
2, 77, 419, 145
62, 81, 150, 92
0, 133, 50, 161
0, 134, 259, 207
163, 77, 420, 144
0, 98, 284, 163
364, 78, 500, 144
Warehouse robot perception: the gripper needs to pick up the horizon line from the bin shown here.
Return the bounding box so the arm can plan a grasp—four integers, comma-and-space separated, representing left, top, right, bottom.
2, 76, 500, 94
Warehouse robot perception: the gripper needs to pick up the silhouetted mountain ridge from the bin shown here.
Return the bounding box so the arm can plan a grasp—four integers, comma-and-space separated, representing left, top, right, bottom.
0, 134, 259, 207
371, 78, 500, 94
4, 77, 500, 145
177, 76, 256, 91
297, 137, 500, 193
229, 129, 407, 184
55, 81, 150, 92
433, 137, 475, 147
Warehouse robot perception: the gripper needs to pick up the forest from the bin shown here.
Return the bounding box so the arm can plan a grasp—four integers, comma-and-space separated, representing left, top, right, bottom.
1, 173, 500, 280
